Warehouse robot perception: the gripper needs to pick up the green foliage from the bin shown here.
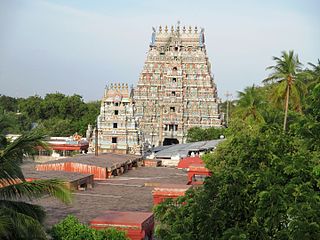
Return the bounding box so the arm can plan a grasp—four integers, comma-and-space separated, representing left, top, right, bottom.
0, 95, 19, 112
51, 215, 129, 240
264, 50, 308, 131
155, 126, 320, 240
0, 93, 100, 136
0, 130, 72, 239
291, 83, 320, 151
234, 85, 266, 124
187, 127, 226, 142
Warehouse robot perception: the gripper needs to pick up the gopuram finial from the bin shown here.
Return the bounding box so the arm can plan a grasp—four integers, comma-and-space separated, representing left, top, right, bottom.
195, 26, 198, 33
159, 25, 162, 33
188, 26, 192, 33
165, 25, 168, 33
183, 26, 186, 33
171, 26, 174, 33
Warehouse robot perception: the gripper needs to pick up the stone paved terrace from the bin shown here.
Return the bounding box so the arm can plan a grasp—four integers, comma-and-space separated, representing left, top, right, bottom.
36, 153, 142, 170
22, 162, 93, 181
31, 166, 188, 227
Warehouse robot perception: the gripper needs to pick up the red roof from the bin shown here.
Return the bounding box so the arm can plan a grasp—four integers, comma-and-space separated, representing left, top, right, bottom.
188, 163, 211, 173
90, 211, 153, 227
177, 156, 203, 169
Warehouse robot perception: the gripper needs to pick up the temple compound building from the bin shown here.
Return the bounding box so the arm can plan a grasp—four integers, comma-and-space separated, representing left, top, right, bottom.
96, 83, 141, 154
133, 25, 222, 147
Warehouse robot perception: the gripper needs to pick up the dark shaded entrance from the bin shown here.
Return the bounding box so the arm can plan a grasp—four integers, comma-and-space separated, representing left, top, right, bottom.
163, 138, 179, 146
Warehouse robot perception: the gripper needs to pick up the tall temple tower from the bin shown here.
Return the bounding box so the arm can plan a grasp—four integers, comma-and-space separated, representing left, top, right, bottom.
97, 83, 141, 155
133, 24, 222, 147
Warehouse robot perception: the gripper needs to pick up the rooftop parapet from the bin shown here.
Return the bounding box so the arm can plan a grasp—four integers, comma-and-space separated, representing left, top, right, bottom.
150, 24, 205, 47
103, 83, 130, 100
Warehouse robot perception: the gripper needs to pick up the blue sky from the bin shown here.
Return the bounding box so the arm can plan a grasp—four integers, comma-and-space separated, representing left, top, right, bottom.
0, 0, 319, 101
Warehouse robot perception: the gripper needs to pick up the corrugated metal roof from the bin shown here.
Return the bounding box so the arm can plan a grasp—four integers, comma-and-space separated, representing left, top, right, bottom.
155, 139, 223, 159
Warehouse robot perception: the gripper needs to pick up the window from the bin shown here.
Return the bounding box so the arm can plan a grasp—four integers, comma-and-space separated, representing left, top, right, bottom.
114, 102, 119, 106
172, 78, 177, 82
172, 91, 176, 96
113, 123, 118, 128
173, 67, 177, 71
170, 107, 175, 112
114, 110, 119, 115
174, 47, 178, 51
168, 124, 178, 131
160, 52, 165, 55
112, 137, 117, 143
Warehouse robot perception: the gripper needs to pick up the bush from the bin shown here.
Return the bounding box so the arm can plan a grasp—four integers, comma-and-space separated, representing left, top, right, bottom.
51, 215, 129, 240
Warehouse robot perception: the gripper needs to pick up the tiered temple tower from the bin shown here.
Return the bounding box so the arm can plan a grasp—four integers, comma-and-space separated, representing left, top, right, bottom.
97, 83, 141, 155
133, 25, 222, 147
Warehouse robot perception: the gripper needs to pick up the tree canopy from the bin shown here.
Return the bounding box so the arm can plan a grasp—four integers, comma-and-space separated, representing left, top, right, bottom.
0, 93, 100, 137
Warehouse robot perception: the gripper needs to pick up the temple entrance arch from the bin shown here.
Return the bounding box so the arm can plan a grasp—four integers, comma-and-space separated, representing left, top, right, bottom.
163, 138, 179, 146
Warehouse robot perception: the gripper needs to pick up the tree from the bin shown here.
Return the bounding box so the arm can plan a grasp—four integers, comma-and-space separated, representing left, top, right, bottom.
186, 127, 225, 142
292, 82, 320, 151
0, 95, 19, 113
154, 125, 320, 239
41, 118, 75, 137
18, 95, 43, 122
234, 85, 265, 123
51, 215, 129, 240
3, 93, 100, 136
306, 59, 320, 91
263, 50, 307, 131
0, 130, 72, 239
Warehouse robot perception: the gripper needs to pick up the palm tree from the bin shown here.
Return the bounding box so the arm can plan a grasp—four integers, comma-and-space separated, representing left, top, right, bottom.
0, 130, 71, 240
306, 59, 320, 91
234, 85, 265, 123
263, 50, 306, 131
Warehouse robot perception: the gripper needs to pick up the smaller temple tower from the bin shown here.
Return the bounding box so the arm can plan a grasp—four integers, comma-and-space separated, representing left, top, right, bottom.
97, 83, 141, 155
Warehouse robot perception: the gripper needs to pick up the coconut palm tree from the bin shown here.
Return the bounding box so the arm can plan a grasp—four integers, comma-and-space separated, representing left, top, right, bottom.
234, 85, 265, 123
306, 59, 320, 91
263, 50, 306, 131
0, 130, 71, 240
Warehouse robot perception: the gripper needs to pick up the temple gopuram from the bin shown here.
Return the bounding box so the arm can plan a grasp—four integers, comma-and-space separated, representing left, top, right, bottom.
95, 24, 222, 153
133, 24, 222, 147
96, 83, 141, 154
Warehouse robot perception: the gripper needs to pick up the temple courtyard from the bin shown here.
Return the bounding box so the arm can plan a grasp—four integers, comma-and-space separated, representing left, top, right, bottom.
30, 166, 187, 227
